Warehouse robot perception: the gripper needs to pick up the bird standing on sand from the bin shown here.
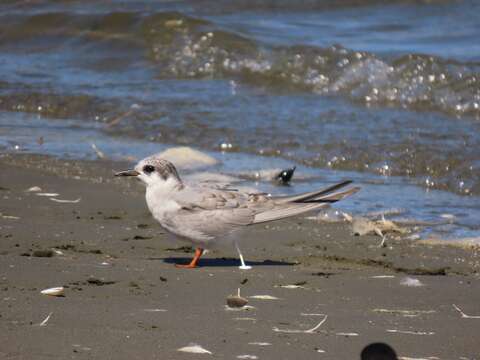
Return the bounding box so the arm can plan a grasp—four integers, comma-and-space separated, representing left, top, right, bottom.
115, 154, 359, 269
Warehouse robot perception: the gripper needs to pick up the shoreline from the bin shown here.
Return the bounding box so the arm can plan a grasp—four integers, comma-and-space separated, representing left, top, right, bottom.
1, 153, 479, 274
1, 153, 479, 358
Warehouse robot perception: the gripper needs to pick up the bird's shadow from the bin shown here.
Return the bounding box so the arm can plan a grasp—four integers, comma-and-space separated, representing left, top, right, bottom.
159, 257, 295, 267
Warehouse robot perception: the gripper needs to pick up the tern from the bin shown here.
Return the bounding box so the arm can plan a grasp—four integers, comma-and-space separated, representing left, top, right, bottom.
116, 154, 359, 269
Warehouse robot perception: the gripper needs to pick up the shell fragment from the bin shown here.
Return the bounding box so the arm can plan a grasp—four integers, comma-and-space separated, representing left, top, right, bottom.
40, 287, 65, 297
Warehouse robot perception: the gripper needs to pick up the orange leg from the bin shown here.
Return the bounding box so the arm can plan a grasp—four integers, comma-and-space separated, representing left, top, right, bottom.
175, 248, 204, 268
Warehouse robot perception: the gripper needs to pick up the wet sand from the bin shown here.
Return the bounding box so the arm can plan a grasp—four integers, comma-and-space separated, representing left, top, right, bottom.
1, 154, 479, 359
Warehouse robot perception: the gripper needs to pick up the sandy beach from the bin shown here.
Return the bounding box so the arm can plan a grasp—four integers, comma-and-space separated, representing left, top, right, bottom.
0, 154, 479, 359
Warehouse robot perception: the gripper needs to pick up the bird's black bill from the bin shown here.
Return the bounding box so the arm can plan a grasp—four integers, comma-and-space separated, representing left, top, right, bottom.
115, 169, 140, 177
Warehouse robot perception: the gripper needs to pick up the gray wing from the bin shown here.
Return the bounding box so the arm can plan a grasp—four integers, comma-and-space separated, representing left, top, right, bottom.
164, 181, 359, 239
252, 183, 360, 224
165, 187, 256, 240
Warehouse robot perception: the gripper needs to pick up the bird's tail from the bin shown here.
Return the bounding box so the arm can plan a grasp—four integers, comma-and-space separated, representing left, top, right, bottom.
253, 181, 359, 224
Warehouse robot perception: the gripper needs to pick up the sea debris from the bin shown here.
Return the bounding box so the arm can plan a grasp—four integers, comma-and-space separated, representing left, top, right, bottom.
400, 277, 424, 287
336, 332, 359, 336
249, 295, 280, 300
273, 314, 327, 334
177, 344, 212, 354
386, 329, 434, 336
0, 213, 20, 220
277, 285, 305, 289
40, 287, 65, 297
237, 355, 257, 359
370, 275, 395, 279
39, 312, 53, 326
227, 288, 248, 308
452, 304, 480, 319
276, 281, 308, 289
50, 198, 81, 204
248, 342, 271, 346
350, 215, 408, 237
143, 309, 168, 312
91, 143, 106, 159
378, 235, 387, 248
36, 193, 59, 197
26, 186, 42, 192
301, 313, 325, 316
373, 309, 436, 317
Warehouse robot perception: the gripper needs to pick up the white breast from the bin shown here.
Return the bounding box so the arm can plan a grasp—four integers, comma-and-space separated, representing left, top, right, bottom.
145, 179, 182, 222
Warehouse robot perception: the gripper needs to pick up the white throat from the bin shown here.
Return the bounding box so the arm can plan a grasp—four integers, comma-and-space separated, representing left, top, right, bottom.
145, 178, 182, 221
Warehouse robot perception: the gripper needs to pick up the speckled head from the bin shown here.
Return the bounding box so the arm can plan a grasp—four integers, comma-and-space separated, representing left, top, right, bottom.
115, 155, 183, 188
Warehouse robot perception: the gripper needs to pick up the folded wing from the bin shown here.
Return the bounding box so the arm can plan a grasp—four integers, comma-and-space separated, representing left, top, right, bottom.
171, 180, 359, 238
252, 182, 359, 224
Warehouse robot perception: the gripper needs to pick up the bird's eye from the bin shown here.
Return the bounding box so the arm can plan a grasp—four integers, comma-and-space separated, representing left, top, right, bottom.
143, 165, 155, 174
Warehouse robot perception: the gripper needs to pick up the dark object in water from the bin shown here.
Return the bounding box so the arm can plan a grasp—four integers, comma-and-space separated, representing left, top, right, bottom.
361, 343, 398, 360
275, 166, 296, 185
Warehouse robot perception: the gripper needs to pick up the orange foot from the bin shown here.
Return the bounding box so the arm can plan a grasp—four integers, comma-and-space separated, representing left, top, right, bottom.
175, 248, 204, 269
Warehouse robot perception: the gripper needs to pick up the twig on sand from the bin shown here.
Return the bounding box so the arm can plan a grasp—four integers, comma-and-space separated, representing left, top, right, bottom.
0, 212, 20, 220
272, 314, 327, 334
386, 329, 434, 335
378, 234, 387, 247
39, 312, 53, 326
50, 198, 81, 204
373, 308, 436, 317
453, 304, 480, 319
